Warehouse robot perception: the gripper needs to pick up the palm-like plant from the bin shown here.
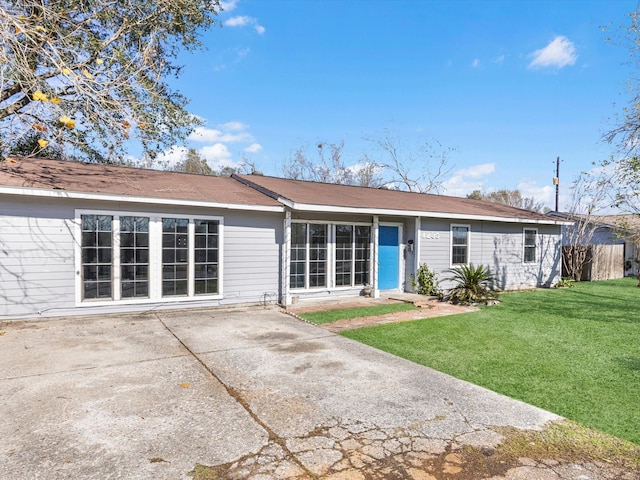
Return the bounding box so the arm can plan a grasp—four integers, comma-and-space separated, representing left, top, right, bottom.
445, 263, 498, 305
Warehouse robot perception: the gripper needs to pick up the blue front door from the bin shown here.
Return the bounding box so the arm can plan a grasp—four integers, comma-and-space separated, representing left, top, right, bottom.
378, 226, 399, 290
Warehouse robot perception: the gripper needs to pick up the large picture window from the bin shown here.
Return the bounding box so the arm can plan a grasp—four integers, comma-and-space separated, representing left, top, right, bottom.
524, 228, 537, 263
451, 225, 470, 265
78, 211, 222, 304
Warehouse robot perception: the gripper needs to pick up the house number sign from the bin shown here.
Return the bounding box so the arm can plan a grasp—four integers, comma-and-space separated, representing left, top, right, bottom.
421, 232, 441, 240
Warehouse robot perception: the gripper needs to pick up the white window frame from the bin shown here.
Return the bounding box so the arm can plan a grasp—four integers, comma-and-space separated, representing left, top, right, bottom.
334, 223, 373, 289
74, 209, 223, 306
290, 220, 373, 291
523, 227, 538, 264
289, 221, 330, 290
450, 224, 470, 267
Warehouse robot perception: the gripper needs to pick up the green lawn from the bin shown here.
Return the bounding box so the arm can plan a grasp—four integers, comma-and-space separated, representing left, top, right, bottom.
342, 278, 640, 445
299, 302, 417, 324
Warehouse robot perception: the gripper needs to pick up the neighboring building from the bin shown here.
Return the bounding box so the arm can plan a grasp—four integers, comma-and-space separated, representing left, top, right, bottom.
549, 212, 640, 279
0, 158, 569, 320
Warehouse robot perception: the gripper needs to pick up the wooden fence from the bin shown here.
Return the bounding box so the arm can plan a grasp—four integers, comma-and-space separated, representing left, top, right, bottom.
562, 244, 624, 281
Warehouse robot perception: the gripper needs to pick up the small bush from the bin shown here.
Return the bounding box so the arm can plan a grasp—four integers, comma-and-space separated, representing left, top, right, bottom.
412, 264, 442, 297
555, 277, 575, 288
445, 263, 498, 305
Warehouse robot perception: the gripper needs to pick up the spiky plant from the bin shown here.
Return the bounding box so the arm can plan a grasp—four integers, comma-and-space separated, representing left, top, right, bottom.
445, 263, 498, 305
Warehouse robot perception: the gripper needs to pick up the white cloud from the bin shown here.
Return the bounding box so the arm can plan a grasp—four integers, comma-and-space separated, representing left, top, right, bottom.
153, 146, 188, 169
459, 163, 496, 178
220, 121, 248, 131
517, 180, 556, 208
441, 163, 496, 197
220, 0, 239, 12
225, 15, 250, 27
225, 15, 265, 34
471, 58, 480, 68
244, 143, 263, 153
188, 126, 252, 143
492, 54, 505, 64
528, 36, 577, 69
200, 143, 233, 164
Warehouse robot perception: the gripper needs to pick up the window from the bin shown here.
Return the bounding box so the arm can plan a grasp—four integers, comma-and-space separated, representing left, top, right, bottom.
524, 228, 537, 263
162, 218, 189, 296
194, 219, 219, 295
309, 224, 328, 288
78, 211, 221, 303
289, 223, 327, 289
451, 225, 469, 265
354, 226, 371, 286
81, 214, 113, 300
120, 216, 149, 298
290, 222, 371, 290
335, 225, 353, 286
290, 223, 307, 289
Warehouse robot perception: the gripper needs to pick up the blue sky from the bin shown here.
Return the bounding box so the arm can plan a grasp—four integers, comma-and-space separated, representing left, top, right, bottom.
159, 0, 637, 210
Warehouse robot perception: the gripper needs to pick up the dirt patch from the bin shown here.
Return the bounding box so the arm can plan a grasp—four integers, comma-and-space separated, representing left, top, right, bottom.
287, 299, 477, 333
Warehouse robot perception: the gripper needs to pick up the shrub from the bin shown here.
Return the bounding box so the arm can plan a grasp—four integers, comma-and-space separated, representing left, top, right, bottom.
413, 264, 442, 297
445, 263, 498, 305
554, 277, 575, 288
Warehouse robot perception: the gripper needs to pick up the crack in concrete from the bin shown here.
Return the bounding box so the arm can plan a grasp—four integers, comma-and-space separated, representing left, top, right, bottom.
155, 313, 319, 479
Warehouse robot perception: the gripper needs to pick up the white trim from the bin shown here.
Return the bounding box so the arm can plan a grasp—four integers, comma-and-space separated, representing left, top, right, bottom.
274, 197, 571, 225
523, 227, 538, 264
372, 216, 380, 298
283, 209, 292, 306
74, 209, 224, 307
0, 185, 283, 213
450, 223, 471, 267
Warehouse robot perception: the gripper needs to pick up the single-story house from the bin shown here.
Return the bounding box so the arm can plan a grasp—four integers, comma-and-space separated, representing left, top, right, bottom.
0, 157, 569, 320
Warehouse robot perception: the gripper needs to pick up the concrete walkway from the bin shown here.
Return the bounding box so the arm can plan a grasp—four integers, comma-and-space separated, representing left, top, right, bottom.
0, 307, 638, 479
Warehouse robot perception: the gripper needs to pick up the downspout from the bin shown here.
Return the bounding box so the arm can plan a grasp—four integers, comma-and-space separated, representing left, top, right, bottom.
283, 209, 292, 306
373, 215, 380, 298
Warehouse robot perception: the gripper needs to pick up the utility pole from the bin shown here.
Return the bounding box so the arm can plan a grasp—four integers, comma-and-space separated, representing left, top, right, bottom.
553, 156, 560, 212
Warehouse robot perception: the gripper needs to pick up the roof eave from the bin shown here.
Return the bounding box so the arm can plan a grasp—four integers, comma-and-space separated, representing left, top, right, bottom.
0, 185, 284, 213
284, 201, 573, 225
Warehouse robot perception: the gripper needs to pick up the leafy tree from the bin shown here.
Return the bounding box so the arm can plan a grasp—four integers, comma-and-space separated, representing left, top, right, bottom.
0, 0, 221, 162
466, 189, 545, 213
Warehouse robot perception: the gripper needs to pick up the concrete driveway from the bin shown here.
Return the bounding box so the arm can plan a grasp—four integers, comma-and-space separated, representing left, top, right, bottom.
0, 307, 636, 479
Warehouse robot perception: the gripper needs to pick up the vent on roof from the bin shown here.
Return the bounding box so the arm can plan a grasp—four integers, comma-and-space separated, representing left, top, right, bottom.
251, 170, 264, 176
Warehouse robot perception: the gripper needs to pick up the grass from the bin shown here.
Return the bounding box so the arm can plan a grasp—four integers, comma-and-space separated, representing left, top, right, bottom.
342, 278, 640, 445
298, 302, 417, 324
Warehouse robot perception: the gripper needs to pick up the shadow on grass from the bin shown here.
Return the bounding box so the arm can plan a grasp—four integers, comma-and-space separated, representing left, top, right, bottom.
616, 357, 640, 376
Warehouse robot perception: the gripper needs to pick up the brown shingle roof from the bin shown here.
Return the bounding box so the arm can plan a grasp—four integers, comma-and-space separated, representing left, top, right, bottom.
235, 174, 560, 223
0, 157, 282, 209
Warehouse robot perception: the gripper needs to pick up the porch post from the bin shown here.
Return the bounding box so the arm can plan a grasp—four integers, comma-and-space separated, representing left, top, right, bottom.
372, 215, 380, 298
283, 209, 292, 306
